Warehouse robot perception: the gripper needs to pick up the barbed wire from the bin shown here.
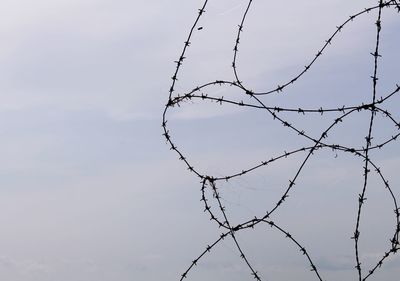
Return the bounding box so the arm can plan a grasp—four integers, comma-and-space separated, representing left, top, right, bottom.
163, 1, 400, 280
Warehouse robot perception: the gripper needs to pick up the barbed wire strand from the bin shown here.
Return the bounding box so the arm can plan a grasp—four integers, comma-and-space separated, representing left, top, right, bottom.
163, 1, 400, 280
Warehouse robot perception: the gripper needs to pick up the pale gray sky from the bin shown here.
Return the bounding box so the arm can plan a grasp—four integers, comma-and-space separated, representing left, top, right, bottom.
0, 0, 399, 281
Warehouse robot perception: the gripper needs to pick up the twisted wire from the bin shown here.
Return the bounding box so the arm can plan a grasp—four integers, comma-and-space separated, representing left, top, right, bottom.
162, 1, 400, 280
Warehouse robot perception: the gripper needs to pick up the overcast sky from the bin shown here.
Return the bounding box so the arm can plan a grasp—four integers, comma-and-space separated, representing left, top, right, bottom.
0, 1, 399, 281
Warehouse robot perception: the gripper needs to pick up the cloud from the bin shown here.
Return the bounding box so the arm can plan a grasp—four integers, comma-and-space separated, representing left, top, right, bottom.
314, 255, 354, 271
0, 0, 175, 121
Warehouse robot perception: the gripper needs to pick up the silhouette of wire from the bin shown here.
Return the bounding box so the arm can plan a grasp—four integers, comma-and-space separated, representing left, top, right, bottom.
163, 1, 400, 280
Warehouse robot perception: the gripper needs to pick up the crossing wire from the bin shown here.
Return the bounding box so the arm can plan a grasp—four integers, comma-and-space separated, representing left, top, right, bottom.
162, 1, 400, 280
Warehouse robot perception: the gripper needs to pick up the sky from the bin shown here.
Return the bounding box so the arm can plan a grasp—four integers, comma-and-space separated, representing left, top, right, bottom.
0, 0, 399, 281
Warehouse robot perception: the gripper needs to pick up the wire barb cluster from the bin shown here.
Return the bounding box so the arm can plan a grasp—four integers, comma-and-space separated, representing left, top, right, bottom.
163, 1, 400, 280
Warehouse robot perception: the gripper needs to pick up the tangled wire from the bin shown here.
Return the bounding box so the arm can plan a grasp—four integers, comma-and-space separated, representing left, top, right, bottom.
162, 1, 400, 280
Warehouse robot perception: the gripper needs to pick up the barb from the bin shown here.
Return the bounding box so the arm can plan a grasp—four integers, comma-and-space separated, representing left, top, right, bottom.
163, 1, 400, 280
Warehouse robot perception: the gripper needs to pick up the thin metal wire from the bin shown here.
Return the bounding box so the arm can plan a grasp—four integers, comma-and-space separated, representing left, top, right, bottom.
163, 1, 400, 280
